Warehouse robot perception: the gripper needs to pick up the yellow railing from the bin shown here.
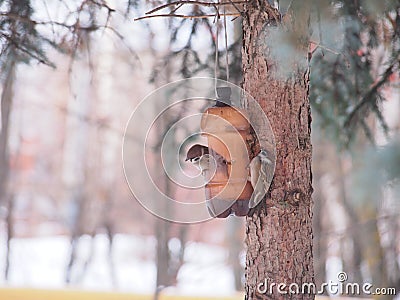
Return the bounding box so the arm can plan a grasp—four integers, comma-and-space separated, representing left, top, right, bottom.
0, 288, 244, 300
0, 288, 366, 299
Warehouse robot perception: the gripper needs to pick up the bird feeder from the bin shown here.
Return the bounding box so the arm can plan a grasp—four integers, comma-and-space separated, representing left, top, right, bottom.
198, 87, 254, 218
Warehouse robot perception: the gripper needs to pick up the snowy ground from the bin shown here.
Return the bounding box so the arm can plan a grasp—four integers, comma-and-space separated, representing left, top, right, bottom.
0, 234, 238, 296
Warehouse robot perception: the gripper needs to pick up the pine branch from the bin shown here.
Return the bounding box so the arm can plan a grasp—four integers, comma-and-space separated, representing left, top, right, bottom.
229, 0, 244, 14
360, 119, 375, 146
344, 58, 397, 128
1, 6, 137, 67
372, 97, 389, 135
0, 32, 54, 67
309, 40, 341, 56
1, 12, 103, 32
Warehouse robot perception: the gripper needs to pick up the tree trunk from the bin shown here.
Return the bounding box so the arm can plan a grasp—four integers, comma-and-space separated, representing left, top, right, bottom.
335, 153, 363, 287
312, 170, 326, 291
1, 54, 16, 280
155, 217, 171, 290
0, 58, 15, 205
227, 217, 245, 291
5, 193, 14, 280
242, 1, 314, 299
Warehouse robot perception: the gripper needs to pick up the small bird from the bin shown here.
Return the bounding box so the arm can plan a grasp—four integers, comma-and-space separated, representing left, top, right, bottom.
248, 149, 274, 208
185, 144, 227, 177
185, 144, 209, 162
186, 144, 211, 175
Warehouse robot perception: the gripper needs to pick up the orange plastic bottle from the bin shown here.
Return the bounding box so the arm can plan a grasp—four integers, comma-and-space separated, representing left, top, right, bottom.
200, 87, 254, 217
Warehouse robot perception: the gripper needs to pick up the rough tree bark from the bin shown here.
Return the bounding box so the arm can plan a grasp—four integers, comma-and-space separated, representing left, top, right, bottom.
242, 1, 314, 299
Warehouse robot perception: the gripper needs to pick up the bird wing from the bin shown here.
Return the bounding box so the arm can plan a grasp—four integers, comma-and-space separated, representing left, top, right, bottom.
249, 156, 260, 189
249, 177, 264, 209
249, 159, 270, 209
261, 157, 274, 185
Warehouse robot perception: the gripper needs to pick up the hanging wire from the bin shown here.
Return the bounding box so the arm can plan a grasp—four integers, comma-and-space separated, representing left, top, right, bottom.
214, 8, 219, 97
214, 4, 230, 98
223, 6, 229, 82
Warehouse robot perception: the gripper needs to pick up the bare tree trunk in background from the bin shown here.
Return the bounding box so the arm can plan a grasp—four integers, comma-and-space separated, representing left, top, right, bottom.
242, 1, 314, 299
385, 214, 400, 292
154, 119, 176, 296
227, 217, 244, 291
0, 60, 14, 205
228, 19, 245, 292
153, 91, 174, 297
154, 170, 188, 296
358, 208, 389, 299
335, 153, 363, 287
153, 57, 189, 299
351, 132, 390, 298
103, 193, 117, 287
1, 55, 16, 280
65, 191, 87, 284
4, 194, 14, 280
154, 220, 187, 299
155, 216, 171, 291
311, 143, 327, 290
63, 53, 92, 284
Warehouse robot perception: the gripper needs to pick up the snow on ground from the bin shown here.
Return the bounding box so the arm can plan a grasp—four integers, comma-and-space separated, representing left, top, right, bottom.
0, 234, 237, 296
175, 242, 235, 296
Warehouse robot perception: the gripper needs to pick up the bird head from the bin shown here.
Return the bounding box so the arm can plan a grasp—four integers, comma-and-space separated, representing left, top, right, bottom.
185, 144, 209, 162
258, 149, 272, 164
